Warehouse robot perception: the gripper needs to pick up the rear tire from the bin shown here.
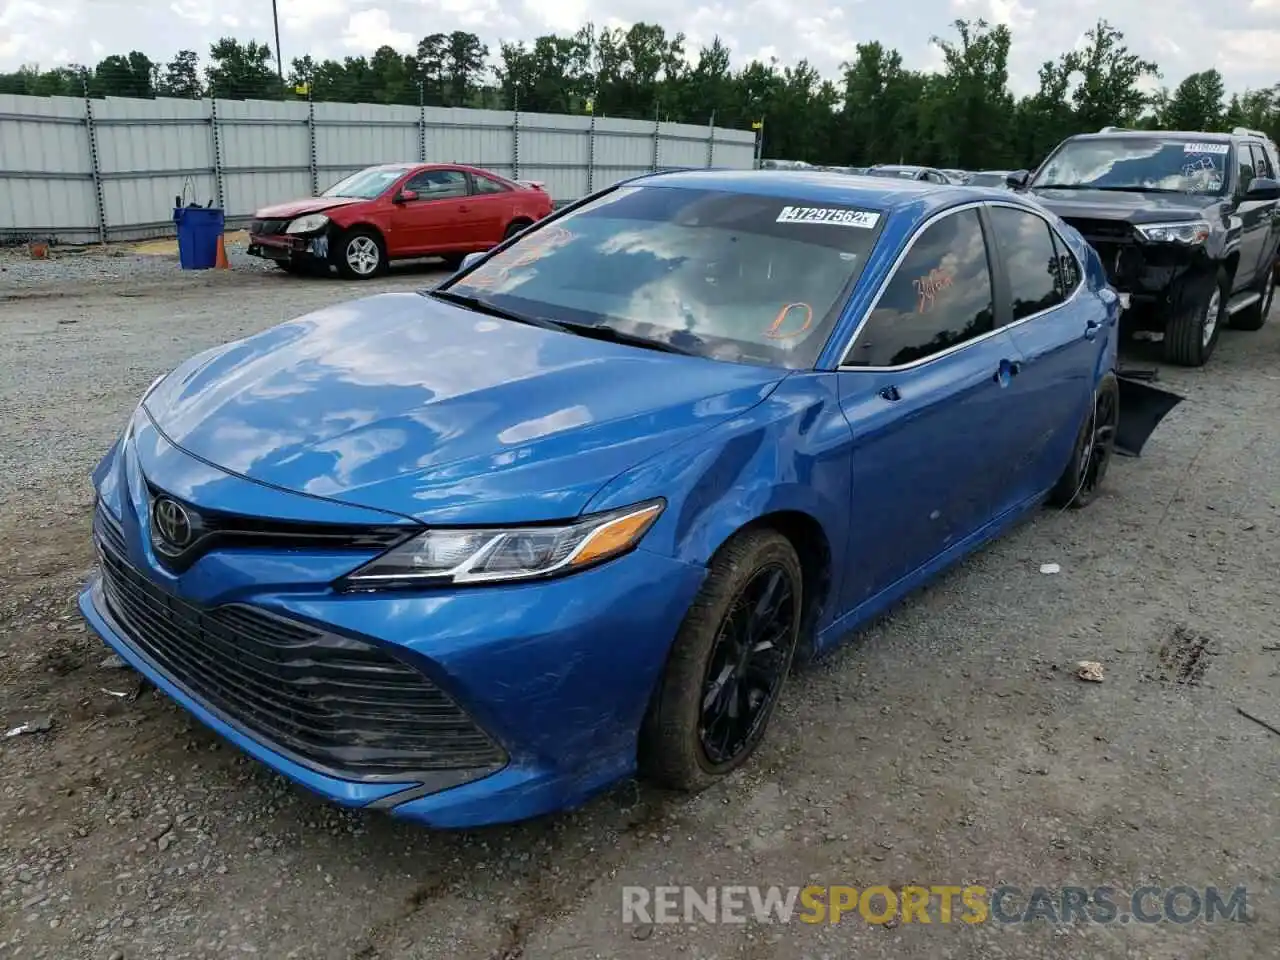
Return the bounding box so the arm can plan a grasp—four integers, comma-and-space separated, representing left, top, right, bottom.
440, 253, 466, 271
638, 529, 803, 792
1228, 265, 1275, 332
1163, 268, 1226, 367
503, 219, 532, 241
1047, 373, 1119, 510
335, 228, 385, 280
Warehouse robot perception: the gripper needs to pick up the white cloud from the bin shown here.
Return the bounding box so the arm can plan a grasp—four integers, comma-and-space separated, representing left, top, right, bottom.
341, 9, 414, 51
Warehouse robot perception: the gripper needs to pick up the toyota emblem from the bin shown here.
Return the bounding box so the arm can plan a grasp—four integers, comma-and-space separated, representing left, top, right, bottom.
152, 496, 194, 552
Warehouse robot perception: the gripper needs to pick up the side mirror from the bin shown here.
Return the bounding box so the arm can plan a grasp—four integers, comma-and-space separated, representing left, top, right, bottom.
395, 189, 418, 203
1245, 177, 1280, 201
458, 251, 485, 272
1006, 169, 1030, 189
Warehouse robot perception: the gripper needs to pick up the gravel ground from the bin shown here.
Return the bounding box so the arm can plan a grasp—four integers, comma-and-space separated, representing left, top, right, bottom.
0, 266, 1277, 960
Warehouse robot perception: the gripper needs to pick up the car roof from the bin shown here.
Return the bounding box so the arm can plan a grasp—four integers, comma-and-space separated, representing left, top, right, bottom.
1067, 130, 1234, 142
631, 168, 1013, 212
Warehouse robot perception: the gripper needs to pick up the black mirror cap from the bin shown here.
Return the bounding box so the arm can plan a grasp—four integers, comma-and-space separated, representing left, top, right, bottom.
1245, 176, 1280, 201
1006, 169, 1030, 189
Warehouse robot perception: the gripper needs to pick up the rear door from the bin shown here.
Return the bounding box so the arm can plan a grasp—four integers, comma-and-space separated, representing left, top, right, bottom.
983, 202, 1100, 508
466, 172, 516, 246
389, 168, 471, 254
835, 205, 1025, 610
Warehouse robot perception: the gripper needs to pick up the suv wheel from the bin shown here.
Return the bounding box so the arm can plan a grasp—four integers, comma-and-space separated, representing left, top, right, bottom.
1228, 266, 1275, 332
1164, 268, 1226, 367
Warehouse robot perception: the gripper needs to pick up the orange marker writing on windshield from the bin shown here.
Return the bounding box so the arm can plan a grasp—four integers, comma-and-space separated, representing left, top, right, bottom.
764, 302, 814, 339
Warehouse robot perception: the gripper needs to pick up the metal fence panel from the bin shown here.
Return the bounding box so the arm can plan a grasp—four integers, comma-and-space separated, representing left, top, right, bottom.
0, 94, 96, 239
0, 93, 758, 244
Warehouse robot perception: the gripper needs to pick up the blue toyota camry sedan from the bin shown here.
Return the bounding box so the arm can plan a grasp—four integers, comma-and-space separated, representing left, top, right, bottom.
79, 170, 1176, 828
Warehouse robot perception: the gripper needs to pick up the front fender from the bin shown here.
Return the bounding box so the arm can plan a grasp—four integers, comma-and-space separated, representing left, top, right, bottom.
583, 375, 852, 622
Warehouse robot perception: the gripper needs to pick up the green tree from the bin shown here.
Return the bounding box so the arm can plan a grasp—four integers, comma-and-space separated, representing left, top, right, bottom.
205, 38, 281, 100
1065, 19, 1159, 130
1162, 69, 1227, 131
158, 50, 202, 98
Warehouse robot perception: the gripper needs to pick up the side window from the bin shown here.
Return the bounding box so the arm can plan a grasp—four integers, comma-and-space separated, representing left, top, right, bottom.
404, 169, 468, 199
842, 208, 995, 368
1236, 147, 1256, 196
925, 171, 947, 184
1249, 144, 1273, 181
1050, 229, 1082, 297
988, 206, 1065, 321
472, 174, 510, 195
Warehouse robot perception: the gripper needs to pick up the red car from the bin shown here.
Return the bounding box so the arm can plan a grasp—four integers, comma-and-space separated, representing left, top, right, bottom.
246, 163, 553, 279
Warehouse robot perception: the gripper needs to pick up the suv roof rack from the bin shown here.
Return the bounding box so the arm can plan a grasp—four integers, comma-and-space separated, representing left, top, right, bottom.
1231, 126, 1268, 139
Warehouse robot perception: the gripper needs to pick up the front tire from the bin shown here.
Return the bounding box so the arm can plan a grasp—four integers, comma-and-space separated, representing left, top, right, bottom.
336, 228, 385, 280
638, 529, 803, 792
1163, 268, 1226, 366
1047, 372, 1119, 509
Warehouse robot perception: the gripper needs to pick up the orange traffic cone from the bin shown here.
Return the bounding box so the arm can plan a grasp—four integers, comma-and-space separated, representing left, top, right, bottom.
214, 234, 230, 269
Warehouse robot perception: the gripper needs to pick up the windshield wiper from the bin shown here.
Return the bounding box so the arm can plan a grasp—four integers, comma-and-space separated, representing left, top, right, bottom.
1035, 183, 1190, 194
556, 321, 700, 356
1084, 185, 1189, 194
428, 290, 569, 331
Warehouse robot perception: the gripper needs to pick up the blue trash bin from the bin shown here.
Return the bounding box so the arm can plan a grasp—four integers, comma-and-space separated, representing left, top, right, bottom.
173, 205, 225, 270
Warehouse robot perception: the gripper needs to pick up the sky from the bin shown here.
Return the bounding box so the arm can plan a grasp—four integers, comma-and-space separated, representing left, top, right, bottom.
0, 0, 1277, 97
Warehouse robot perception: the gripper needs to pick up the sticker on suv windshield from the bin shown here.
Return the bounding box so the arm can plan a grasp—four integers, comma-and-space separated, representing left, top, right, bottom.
776, 206, 880, 228
1183, 143, 1229, 155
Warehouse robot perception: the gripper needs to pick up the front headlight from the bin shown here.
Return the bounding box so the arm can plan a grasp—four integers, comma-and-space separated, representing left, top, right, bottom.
341, 499, 665, 588
1134, 220, 1210, 244
286, 213, 329, 234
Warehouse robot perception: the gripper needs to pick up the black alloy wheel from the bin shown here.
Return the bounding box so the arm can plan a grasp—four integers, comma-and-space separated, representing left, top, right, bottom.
638, 528, 804, 791
698, 563, 798, 765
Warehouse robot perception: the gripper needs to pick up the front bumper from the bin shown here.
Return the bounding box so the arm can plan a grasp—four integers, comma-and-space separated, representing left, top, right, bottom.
78, 427, 705, 828
247, 231, 329, 266
1060, 217, 1209, 316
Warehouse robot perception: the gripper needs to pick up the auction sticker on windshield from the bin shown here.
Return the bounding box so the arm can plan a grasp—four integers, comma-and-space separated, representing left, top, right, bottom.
1183, 143, 1229, 154
776, 206, 881, 228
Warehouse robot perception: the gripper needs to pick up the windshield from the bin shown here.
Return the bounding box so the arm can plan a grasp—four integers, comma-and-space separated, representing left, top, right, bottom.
866, 168, 919, 180
322, 166, 409, 199
1031, 137, 1230, 194
442, 185, 885, 369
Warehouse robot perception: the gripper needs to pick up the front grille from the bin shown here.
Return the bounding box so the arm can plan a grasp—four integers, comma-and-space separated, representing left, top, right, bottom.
1062, 218, 1135, 243
142, 481, 414, 574
250, 218, 290, 236
92, 507, 506, 782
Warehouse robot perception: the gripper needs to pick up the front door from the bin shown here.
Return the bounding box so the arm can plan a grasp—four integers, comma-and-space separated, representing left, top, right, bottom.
1232, 145, 1267, 292
389, 168, 471, 255
836, 205, 1022, 611
1246, 144, 1280, 281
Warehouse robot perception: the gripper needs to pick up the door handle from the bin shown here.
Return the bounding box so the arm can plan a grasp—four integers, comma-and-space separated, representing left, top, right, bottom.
458, 205, 470, 212
992, 359, 1021, 384
878, 385, 901, 402
1084, 317, 1102, 340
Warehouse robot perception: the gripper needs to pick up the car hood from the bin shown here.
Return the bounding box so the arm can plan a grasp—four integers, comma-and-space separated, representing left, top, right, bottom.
253, 196, 367, 219
143, 293, 785, 524
1028, 187, 1215, 224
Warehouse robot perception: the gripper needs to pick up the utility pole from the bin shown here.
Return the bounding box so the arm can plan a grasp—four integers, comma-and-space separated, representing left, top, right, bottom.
271, 0, 284, 85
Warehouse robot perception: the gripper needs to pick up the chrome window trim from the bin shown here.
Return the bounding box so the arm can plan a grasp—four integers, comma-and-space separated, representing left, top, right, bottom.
835, 199, 1084, 373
